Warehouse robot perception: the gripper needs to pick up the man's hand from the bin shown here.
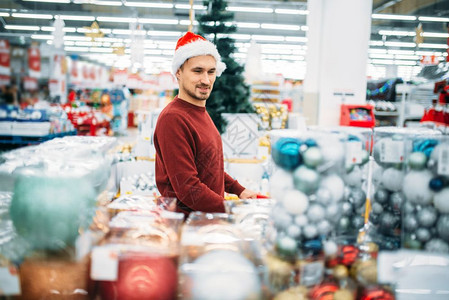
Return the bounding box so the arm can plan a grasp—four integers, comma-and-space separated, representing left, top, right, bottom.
239, 189, 258, 199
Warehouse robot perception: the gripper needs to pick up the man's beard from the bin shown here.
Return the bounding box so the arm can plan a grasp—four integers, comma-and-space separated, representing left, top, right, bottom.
184, 83, 210, 101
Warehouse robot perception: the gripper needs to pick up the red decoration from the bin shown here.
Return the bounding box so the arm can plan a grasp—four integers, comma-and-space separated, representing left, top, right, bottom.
28, 46, 41, 76
308, 282, 339, 300
0, 39, 10, 75
360, 287, 395, 300
98, 253, 178, 300
339, 245, 360, 266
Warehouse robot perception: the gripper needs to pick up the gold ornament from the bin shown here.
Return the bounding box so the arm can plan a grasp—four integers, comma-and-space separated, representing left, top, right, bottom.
274, 286, 308, 300
415, 23, 424, 45
84, 21, 104, 41
334, 289, 355, 300
333, 264, 349, 280
113, 46, 126, 56
266, 254, 294, 291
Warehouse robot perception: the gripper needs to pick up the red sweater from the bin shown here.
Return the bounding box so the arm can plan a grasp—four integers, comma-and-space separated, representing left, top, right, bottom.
154, 96, 245, 214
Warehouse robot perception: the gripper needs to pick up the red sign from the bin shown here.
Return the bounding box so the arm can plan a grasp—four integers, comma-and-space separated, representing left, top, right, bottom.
71, 59, 79, 79
28, 46, 41, 77
23, 76, 38, 91
420, 55, 438, 65
0, 74, 10, 86
0, 40, 10, 75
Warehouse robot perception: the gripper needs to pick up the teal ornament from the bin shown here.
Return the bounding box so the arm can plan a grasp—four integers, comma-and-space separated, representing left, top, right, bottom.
304, 138, 318, 148
303, 147, 323, 169
429, 177, 445, 193
293, 166, 320, 195
408, 152, 427, 170
437, 215, 449, 242
10, 173, 96, 251
402, 170, 434, 205
413, 139, 439, 158
425, 238, 449, 253
434, 188, 449, 213
417, 206, 438, 227
382, 167, 404, 192
338, 217, 350, 232
272, 138, 303, 171
276, 236, 298, 258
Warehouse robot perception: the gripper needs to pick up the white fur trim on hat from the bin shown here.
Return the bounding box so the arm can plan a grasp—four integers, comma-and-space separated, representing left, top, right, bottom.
172, 39, 226, 76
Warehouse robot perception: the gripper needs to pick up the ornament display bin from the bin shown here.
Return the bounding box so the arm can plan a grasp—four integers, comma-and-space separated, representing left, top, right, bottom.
178, 212, 268, 300
267, 130, 352, 295
308, 126, 373, 237
369, 127, 441, 250
402, 134, 449, 253
92, 210, 183, 300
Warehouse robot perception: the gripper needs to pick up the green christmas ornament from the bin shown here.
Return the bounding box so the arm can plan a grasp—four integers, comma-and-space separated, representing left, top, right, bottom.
293, 166, 320, 195
303, 147, 323, 169
276, 236, 298, 258
408, 152, 427, 170
10, 173, 96, 251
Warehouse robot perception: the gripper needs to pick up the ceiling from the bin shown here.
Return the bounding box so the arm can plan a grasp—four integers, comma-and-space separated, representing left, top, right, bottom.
0, 0, 448, 78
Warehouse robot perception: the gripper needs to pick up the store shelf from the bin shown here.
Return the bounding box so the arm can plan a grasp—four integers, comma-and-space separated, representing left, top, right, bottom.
0, 131, 77, 145
374, 111, 399, 117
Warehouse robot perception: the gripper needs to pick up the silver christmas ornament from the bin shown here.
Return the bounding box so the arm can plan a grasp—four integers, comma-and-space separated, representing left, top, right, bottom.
352, 216, 365, 229
317, 220, 331, 235
293, 166, 320, 195
390, 192, 404, 213
316, 188, 333, 206
416, 228, 432, 242
307, 204, 326, 223
408, 152, 427, 170
434, 188, 449, 214
338, 217, 350, 232
371, 202, 384, 215
402, 170, 434, 205
348, 188, 366, 209
273, 205, 293, 230
344, 166, 363, 188
341, 202, 353, 217
437, 215, 449, 242
379, 212, 397, 232
326, 203, 341, 221
303, 224, 318, 239
303, 147, 323, 168
404, 215, 419, 232
320, 174, 345, 203
382, 167, 404, 192
287, 224, 302, 239
374, 189, 390, 204
403, 201, 416, 214
425, 238, 449, 253
417, 206, 438, 227
294, 214, 308, 227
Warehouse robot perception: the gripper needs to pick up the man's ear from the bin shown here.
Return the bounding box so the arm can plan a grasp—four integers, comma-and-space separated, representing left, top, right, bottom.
176, 69, 181, 80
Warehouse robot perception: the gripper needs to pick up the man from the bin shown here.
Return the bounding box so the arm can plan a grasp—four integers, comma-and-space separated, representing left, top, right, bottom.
154, 32, 257, 216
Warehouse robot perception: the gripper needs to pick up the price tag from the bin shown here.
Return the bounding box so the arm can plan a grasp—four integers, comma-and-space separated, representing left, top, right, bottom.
0, 266, 21, 296
299, 261, 324, 286
380, 139, 404, 163
90, 246, 119, 281
346, 141, 363, 164
75, 230, 93, 262
438, 145, 449, 176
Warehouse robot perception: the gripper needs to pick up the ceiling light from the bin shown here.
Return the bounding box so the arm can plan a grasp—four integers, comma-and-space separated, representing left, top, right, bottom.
395, 55, 420, 60
77, 27, 112, 34
372, 14, 416, 21
301, 26, 309, 31
252, 35, 284, 42
419, 43, 448, 49
418, 16, 449, 22
148, 31, 181, 37
138, 18, 178, 25
370, 41, 384, 46
384, 41, 415, 47
92, 0, 122, 6
422, 32, 449, 38
227, 6, 273, 13
31, 34, 53, 39
174, 4, 206, 10
5, 25, 40, 31
65, 46, 89, 52
125, 2, 173, 8
378, 30, 415, 36
64, 35, 91, 41
0, 12, 9, 17
226, 34, 251, 40
23, 0, 69, 3
59, 15, 96, 21
285, 36, 307, 42
261, 23, 300, 31
96, 16, 137, 23
90, 47, 113, 53
275, 9, 308, 15
370, 53, 394, 59
179, 20, 199, 26
236, 22, 260, 29
12, 13, 53, 19
113, 29, 145, 35
144, 49, 162, 55
388, 49, 415, 55
41, 26, 76, 32
368, 48, 387, 53
394, 60, 417, 65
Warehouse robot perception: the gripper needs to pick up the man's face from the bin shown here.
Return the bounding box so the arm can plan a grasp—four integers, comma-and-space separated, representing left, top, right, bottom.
177, 55, 217, 102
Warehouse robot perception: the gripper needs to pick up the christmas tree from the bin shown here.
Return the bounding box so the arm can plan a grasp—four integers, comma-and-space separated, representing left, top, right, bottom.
197, 0, 254, 134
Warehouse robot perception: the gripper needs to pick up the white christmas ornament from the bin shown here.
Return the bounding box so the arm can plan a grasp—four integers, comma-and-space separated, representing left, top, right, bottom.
294, 214, 308, 227
382, 167, 404, 192
434, 188, 449, 213
303, 224, 318, 239
319, 174, 345, 203
282, 189, 309, 215
307, 204, 326, 223
371, 164, 384, 187
323, 240, 338, 257
191, 250, 261, 300
269, 169, 294, 201
402, 170, 434, 205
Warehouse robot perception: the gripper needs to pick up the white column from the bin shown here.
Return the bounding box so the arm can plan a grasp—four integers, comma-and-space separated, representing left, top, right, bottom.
303, 0, 373, 126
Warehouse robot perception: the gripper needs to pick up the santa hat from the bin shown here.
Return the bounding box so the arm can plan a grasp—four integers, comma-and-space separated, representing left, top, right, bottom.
172, 31, 226, 76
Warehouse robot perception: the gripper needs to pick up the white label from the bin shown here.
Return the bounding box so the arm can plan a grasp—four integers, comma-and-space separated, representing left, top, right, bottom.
0, 266, 21, 295
90, 246, 119, 281
380, 140, 404, 163
299, 261, 324, 286
75, 230, 93, 262
438, 145, 449, 176
346, 141, 363, 164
